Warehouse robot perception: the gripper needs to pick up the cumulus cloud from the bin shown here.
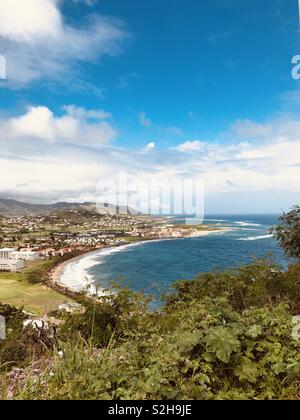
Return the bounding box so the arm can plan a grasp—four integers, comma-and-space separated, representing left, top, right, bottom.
143, 142, 156, 152
0, 107, 300, 211
0, 0, 128, 87
1, 105, 117, 146
231, 119, 273, 140
62, 105, 112, 121
174, 140, 206, 153
171, 115, 300, 195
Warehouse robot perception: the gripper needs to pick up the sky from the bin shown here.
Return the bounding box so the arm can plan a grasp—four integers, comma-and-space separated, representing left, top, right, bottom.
0, 0, 300, 213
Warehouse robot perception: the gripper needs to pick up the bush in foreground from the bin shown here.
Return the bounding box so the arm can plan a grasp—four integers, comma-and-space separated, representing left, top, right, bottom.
2, 260, 299, 400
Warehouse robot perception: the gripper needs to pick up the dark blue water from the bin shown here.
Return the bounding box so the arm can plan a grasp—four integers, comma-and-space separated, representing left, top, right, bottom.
88, 215, 289, 297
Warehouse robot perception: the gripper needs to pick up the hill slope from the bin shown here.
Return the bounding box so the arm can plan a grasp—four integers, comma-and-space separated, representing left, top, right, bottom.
0, 197, 138, 217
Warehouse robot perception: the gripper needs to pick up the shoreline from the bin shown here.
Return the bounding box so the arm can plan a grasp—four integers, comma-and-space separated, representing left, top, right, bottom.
48, 228, 228, 297
48, 240, 159, 297
48, 247, 109, 296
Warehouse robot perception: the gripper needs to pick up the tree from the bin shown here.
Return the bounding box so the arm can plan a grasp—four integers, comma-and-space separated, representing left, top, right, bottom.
272, 206, 300, 258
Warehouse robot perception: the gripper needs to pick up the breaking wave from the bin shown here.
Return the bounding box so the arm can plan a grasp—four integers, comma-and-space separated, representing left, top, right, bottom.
236, 234, 274, 241
234, 221, 262, 227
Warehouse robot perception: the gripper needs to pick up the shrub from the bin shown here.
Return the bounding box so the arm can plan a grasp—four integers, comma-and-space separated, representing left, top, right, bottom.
59, 289, 150, 348
168, 260, 300, 312
14, 297, 300, 400
5, 260, 300, 400
0, 304, 53, 372
272, 206, 300, 259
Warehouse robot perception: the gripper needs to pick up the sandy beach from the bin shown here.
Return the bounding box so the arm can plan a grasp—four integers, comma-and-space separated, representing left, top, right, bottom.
49, 247, 112, 296
50, 253, 90, 290
49, 242, 150, 296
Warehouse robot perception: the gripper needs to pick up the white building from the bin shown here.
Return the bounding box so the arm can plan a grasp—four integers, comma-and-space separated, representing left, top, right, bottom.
14, 249, 40, 261
0, 248, 17, 260
0, 248, 25, 272
0, 258, 24, 272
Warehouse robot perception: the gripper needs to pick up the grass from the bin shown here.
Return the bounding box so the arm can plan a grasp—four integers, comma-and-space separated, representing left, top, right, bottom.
0, 258, 73, 316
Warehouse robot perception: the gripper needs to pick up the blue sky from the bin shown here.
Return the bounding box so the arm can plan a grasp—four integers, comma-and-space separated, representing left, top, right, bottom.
2, 0, 300, 144
0, 0, 300, 213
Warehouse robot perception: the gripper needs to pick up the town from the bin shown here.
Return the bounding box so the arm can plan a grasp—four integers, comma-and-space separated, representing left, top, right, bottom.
0, 209, 220, 272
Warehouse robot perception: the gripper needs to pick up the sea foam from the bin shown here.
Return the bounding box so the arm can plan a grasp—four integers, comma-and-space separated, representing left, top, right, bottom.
236, 234, 274, 241
59, 242, 146, 295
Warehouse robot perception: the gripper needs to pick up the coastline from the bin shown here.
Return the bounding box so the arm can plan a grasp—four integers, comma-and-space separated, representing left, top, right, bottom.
48, 242, 147, 297
48, 228, 228, 297
48, 248, 108, 296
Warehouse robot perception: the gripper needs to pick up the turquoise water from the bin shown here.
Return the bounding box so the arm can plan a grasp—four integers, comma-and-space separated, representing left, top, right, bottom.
88, 215, 289, 297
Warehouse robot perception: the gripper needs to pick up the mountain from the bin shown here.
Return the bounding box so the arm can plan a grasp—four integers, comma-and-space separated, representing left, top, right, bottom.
0, 198, 139, 217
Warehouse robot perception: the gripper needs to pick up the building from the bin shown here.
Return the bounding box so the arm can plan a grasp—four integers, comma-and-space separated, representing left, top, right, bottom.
0, 248, 17, 260
0, 248, 25, 272
0, 247, 40, 262
0, 259, 24, 272
40, 248, 64, 257
14, 249, 40, 261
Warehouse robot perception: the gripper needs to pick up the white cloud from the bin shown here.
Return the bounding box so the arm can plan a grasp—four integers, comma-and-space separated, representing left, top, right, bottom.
174, 140, 206, 153
171, 115, 300, 195
1, 108, 300, 212
0, 0, 128, 87
1, 105, 117, 146
62, 105, 112, 121
231, 119, 273, 140
0, 0, 61, 42
143, 142, 156, 152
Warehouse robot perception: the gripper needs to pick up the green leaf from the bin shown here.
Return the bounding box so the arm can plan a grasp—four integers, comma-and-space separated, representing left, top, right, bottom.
234, 357, 261, 384
205, 327, 240, 363
247, 324, 262, 339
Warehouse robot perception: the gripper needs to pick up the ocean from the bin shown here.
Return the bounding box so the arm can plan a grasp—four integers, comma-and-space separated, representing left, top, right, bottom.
59, 214, 290, 300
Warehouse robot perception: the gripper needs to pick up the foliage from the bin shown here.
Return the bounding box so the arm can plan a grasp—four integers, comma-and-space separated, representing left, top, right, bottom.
168, 259, 300, 312
205, 326, 240, 363
0, 304, 26, 334
0, 304, 54, 372
60, 289, 150, 348
5, 261, 300, 400
272, 206, 300, 259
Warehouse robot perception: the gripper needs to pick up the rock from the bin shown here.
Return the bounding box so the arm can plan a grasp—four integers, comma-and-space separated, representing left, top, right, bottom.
23, 319, 49, 331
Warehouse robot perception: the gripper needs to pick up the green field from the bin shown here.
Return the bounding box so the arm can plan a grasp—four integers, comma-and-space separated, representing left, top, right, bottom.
0, 258, 72, 315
